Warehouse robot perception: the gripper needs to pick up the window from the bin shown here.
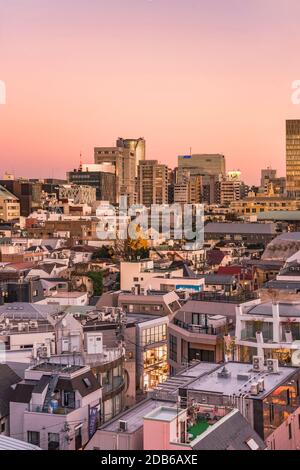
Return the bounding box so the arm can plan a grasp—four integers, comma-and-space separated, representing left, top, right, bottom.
169, 335, 177, 362
83, 377, 92, 388
1, 421, 5, 434
246, 438, 259, 450
288, 423, 292, 440
269, 403, 274, 423
75, 426, 82, 450
28, 431, 40, 447
287, 388, 291, 406
48, 433, 60, 451
63, 391, 75, 408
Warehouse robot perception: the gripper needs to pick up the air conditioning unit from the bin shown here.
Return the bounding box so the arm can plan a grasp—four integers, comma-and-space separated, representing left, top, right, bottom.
250, 382, 259, 396
17, 323, 27, 332
41, 346, 49, 357
258, 378, 265, 392
119, 420, 128, 432
29, 321, 38, 329
252, 356, 264, 372
267, 359, 279, 374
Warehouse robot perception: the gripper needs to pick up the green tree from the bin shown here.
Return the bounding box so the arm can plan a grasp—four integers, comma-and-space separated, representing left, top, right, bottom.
87, 271, 104, 296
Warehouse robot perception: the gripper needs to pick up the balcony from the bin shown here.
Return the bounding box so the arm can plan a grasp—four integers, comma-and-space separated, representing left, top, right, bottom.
173, 318, 229, 337
28, 400, 81, 415
82, 347, 124, 367
52, 347, 124, 368
240, 329, 274, 343
102, 376, 124, 396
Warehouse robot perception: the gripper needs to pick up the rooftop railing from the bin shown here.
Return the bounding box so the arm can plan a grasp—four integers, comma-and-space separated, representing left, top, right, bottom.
191, 291, 259, 303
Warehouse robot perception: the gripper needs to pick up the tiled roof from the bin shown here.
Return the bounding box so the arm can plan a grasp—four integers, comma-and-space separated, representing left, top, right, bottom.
0, 364, 21, 416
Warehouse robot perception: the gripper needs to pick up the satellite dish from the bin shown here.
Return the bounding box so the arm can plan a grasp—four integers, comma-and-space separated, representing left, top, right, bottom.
292, 349, 300, 366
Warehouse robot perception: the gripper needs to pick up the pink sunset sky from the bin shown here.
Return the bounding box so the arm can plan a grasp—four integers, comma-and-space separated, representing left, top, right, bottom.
1, 0, 300, 184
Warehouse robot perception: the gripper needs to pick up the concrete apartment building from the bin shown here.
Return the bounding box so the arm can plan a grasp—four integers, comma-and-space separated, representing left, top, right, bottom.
235, 300, 300, 365
0, 186, 20, 222
119, 259, 185, 291
220, 179, 242, 205
0, 306, 128, 425
151, 360, 300, 443
168, 293, 260, 374
86, 364, 266, 451
9, 362, 102, 450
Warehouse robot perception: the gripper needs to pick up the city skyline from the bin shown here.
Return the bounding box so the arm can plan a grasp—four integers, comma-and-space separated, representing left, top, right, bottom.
1, 0, 300, 184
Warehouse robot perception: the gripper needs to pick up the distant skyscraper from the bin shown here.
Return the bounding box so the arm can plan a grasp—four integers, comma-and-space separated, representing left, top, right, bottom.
178, 154, 226, 177
116, 137, 146, 177
261, 168, 277, 188
94, 146, 136, 204
137, 160, 168, 206
286, 120, 300, 198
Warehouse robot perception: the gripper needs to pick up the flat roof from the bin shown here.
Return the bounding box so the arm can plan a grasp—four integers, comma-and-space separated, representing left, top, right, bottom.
187, 362, 297, 399
31, 362, 83, 374
144, 406, 180, 422
257, 211, 300, 221
100, 399, 175, 434
50, 292, 86, 298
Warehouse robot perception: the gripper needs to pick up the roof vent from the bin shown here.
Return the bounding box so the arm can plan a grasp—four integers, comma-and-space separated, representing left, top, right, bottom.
217, 366, 231, 379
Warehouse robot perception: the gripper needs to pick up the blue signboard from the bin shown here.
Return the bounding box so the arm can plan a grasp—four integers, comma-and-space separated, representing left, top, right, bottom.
175, 285, 202, 292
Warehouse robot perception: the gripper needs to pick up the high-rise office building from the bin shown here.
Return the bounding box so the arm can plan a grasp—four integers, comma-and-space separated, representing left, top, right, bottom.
94, 146, 136, 204
137, 160, 168, 206
178, 154, 226, 177
261, 168, 277, 188
260, 168, 286, 196
116, 137, 146, 177
286, 120, 300, 198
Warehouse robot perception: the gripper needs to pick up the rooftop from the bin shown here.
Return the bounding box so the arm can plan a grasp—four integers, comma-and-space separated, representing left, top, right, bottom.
205, 222, 277, 235
186, 362, 297, 399
192, 409, 266, 451
31, 362, 84, 374
100, 398, 175, 434
144, 406, 179, 422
